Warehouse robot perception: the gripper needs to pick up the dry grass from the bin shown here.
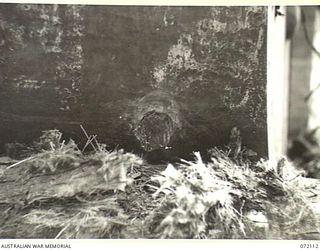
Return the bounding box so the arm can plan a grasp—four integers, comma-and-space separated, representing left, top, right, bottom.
23, 198, 128, 238
1, 128, 319, 239
147, 129, 320, 239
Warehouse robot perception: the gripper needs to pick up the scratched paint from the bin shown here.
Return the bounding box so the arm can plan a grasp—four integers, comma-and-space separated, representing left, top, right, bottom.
0, 4, 85, 113
151, 6, 266, 125
0, 20, 25, 49
152, 34, 201, 93
14, 77, 46, 91
36, 5, 63, 53
56, 5, 84, 111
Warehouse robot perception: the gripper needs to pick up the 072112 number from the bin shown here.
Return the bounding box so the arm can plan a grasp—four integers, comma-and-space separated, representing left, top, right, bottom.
300, 244, 319, 249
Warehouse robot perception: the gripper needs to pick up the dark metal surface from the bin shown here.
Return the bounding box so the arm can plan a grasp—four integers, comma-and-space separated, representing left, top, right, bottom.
0, 5, 268, 160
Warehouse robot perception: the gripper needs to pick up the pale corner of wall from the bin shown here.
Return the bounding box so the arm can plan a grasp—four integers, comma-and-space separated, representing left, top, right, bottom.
307, 7, 320, 143
267, 6, 288, 161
